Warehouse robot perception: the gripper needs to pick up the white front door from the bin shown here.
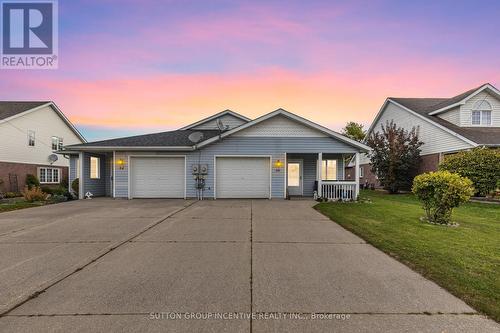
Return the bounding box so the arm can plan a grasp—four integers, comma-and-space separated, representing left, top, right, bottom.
287, 159, 303, 196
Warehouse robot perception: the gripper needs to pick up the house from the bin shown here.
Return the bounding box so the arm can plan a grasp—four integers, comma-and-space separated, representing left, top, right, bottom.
63, 109, 370, 200
346, 83, 500, 186
0, 102, 86, 193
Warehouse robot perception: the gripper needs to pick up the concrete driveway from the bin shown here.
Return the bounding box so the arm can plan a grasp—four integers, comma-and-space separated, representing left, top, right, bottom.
0, 199, 497, 332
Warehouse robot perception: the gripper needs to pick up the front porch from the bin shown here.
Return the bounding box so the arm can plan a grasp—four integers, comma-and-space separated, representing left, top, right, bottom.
285, 152, 359, 201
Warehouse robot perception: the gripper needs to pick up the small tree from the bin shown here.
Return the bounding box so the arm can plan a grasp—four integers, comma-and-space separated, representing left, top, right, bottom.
439, 148, 500, 197
25, 174, 40, 189
366, 121, 423, 193
342, 122, 366, 142
412, 171, 474, 225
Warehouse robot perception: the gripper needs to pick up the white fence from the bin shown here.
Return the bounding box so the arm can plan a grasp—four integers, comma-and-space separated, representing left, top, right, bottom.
321, 181, 357, 201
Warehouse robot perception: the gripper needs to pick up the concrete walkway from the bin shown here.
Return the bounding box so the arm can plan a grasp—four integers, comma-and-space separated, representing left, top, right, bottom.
0, 199, 498, 332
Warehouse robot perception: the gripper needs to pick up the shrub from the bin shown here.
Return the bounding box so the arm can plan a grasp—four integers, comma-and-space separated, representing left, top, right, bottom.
41, 186, 68, 196
71, 178, 79, 194
412, 171, 474, 225
25, 174, 40, 189
439, 148, 500, 197
366, 120, 423, 193
60, 178, 69, 190
22, 186, 48, 202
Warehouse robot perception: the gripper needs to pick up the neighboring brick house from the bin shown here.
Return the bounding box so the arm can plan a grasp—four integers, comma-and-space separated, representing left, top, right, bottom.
346, 83, 500, 187
0, 102, 86, 193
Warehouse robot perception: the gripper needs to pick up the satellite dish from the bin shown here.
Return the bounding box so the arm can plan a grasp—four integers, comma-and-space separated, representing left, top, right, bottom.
216, 119, 229, 131
188, 131, 204, 144
48, 154, 58, 164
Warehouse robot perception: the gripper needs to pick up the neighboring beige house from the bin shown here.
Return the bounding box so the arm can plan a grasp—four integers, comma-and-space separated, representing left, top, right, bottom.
0, 102, 86, 193
346, 83, 500, 186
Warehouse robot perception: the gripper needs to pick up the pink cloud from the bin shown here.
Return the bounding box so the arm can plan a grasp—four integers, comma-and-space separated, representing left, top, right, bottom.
4, 63, 497, 137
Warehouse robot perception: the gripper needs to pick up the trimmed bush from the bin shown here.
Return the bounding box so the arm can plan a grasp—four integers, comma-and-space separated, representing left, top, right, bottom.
71, 178, 79, 195
412, 171, 474, 225
25, 174, 40, 189
439, 148, 500, 197
22, 186, 48, 202
41, 186, 68, 196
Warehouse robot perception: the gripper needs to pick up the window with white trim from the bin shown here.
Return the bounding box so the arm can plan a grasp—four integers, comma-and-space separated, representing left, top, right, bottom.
359, 166, 364, 178
51, 136, 63, 151
28, 130, 35, 146
39, 168, 60, 184
471, 100, 492, 126
90, 157, 100, 179
321, 160, 337, 181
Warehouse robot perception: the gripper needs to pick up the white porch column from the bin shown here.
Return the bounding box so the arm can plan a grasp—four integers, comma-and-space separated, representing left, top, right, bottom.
354, 152, 360, 199
317, 152, 322, 197
78, 152, 84, 199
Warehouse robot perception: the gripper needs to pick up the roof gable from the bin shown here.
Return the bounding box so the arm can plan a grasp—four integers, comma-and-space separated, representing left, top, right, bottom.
0, 101, 86, 143
180, 110, 250, 130
0, 101, 50, 121
233, 114, 328, 137
197, 109, 370, 151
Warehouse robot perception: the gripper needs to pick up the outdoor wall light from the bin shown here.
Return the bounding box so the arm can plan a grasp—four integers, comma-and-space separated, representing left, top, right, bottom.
274, 159, 283, 168
117, 159, 125, 170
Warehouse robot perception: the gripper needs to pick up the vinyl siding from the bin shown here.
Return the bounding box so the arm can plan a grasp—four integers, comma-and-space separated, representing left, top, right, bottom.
460, 91, 500, 127
113, 136, 357, 199
0, 106, 83, 166
367, 102, 473, 159
69, 155, 78, 192
438, 107, 460, 125
233, 115, 328, 137
191, 114, 246, 130
81, 152, 107, 197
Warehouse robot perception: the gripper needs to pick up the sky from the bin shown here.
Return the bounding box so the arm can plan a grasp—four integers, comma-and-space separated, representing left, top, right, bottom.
1, 0, 499, 141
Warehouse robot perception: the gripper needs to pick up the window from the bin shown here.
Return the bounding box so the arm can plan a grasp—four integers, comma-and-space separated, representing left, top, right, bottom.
472, 100, 492, 125
321, 160, 337, 180
90, 157, 100, 179
471, 111, 481, 125
39, 168, 60, 184
359, 166, 364, 178
28, 130, 35, 146
52, 136, 63, 151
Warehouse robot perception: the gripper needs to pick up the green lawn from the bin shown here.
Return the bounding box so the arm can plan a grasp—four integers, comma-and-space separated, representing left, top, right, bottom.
0, 199, 45, 213
315, 190, 500, 322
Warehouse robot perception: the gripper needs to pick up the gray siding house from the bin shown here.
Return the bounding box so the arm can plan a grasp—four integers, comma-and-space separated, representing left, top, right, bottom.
63, 109, 369, 200
348, 83, 500, 187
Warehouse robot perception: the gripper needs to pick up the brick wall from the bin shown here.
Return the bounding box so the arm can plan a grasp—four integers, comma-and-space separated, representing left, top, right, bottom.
346, 153, 441, 189
0, 161, 68, 193
418, 153, 441, 174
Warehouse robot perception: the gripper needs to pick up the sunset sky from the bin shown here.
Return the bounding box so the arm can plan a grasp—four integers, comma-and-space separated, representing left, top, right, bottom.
2, 0, 499, 140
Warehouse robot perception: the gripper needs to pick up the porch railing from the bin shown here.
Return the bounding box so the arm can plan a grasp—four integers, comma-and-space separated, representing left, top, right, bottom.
321, 181, 357, 201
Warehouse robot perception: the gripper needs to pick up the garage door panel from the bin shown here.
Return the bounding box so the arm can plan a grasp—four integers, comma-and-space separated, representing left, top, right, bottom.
216, 157, 270, 198
131, 157, 185, 198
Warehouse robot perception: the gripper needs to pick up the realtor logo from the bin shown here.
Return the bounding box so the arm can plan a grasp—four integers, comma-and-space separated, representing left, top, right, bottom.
1, 0, 58, 69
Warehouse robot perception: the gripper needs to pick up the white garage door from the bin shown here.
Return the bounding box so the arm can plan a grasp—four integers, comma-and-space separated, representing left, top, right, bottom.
130, 157, 185, 198
216, 157, 270, 198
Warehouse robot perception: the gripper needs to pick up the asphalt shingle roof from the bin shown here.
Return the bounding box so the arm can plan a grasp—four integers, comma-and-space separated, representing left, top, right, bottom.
68, 129, 221, 147
389, 83, 500, 146
0, 101, 50, 120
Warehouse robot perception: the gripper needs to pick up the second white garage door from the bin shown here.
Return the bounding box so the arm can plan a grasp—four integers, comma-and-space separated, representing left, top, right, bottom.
216, 157, 271, 198
130, 157, 185, 198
